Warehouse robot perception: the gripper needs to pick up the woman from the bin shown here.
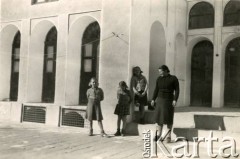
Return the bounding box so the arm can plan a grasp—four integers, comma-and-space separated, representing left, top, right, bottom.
151, 65, 179, 143
130, 66, 148, 124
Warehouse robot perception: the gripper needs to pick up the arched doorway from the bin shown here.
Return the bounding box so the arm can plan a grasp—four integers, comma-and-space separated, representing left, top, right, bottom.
10, 31, 21, 101
149, 21, 166, 98
42, 27, 57, 103
79, 22, 100, 104
191, 41, 213, 106
224, 37, 240, 107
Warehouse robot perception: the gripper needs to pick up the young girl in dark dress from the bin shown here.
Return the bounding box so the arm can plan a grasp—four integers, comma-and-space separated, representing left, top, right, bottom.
86, 77, 108, 137
114, 81, 132, 136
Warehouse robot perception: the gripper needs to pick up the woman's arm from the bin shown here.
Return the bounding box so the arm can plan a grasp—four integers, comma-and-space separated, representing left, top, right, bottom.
152, 78, 159, 101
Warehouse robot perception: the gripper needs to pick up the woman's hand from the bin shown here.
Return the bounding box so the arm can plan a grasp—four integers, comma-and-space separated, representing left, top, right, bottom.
172, 100, 177, 107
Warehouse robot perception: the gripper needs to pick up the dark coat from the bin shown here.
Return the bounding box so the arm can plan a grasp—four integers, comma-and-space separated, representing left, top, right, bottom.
152, 74, 179, 125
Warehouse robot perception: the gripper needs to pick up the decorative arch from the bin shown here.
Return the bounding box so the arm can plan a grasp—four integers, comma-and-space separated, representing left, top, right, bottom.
149, 21, 166, 98
66, 16, 100, 105
189, 2, 214, 29
27, 20, 57, 102
224, 1, 240, 26
0, 25, 20, 101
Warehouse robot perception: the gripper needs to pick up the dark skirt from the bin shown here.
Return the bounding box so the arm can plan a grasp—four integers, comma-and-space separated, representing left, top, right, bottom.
86, 98, 103, 121
155, 97, 174, 125
114, 104, 130, 116
134, 90, 148, 106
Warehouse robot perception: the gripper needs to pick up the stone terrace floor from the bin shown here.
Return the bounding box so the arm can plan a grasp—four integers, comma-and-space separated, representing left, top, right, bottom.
0, 121, 239, 159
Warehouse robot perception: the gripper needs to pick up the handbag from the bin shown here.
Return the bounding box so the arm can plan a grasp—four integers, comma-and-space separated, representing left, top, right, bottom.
147, 101, 155, 110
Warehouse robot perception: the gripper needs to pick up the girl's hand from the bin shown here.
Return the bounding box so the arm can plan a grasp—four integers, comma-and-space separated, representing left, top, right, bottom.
142, 91, 146, 96
151, 100, 155, 107
136, 92, 140, 96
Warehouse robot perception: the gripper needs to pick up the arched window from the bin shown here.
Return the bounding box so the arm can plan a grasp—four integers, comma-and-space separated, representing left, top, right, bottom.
189, 2, 214, 29
79, 22, 100, 104
42, 27, 57, 103
224, 1, 240, 26
10, 31, 21, 101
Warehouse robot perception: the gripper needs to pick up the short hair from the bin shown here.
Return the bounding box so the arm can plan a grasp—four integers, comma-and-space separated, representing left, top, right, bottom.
132, 66, 143, 76
119, 81, 128, 88
89, 77, 98, 86
159, 65, 170, 73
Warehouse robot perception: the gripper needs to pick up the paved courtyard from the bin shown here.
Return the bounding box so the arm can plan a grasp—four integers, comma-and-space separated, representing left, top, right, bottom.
0, 122, 239, 159
0, 122, 143, 159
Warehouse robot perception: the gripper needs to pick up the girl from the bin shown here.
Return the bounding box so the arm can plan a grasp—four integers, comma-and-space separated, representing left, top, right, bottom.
114, 81, 132, 136
86, 77, 108, 137
130, 66, 148, 124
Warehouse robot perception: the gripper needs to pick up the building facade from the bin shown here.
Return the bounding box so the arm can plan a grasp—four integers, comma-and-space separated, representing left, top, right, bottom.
0, 0, 240, 132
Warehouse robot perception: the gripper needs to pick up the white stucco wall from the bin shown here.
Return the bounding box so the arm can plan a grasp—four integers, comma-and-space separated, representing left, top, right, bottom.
1, 0, 101, 21
2, 0, 239, 129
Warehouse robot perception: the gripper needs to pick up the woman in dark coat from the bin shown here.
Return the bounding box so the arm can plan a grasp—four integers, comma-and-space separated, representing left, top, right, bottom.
151, 65, 179, 143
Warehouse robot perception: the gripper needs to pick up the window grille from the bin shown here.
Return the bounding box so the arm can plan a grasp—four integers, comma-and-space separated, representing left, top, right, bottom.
61, 108, 89, 128
22, 105, 46, 123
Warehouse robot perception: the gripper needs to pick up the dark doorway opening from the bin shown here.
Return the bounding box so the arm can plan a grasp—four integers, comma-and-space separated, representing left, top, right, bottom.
224, 37, 240, 107
191, 41, 213, 107
42, 27, 57, 103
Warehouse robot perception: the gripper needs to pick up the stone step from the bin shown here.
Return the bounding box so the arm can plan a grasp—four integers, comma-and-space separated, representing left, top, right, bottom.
134, 107, 240, 133
173, 128, 240, 144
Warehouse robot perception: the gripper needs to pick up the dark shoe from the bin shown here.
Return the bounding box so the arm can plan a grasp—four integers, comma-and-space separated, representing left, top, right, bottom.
154, 135, 160, 142
89, 129, 93, 136
114, 129, 121, 136
139, 118, 145, 124
166, 137, 171, 143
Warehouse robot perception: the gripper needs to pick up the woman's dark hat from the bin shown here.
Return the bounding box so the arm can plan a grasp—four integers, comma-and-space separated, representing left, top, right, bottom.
119, 81, 128, 88
133, 66, 143, 73
159, 65, 170, 73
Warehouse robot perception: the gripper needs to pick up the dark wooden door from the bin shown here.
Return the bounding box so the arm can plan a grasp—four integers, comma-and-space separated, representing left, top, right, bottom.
79, 22, 100, 104
224, 37, 240, 107
191, 41, 213, 106
10, 32, 21, 101
42, 27, 57, 103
